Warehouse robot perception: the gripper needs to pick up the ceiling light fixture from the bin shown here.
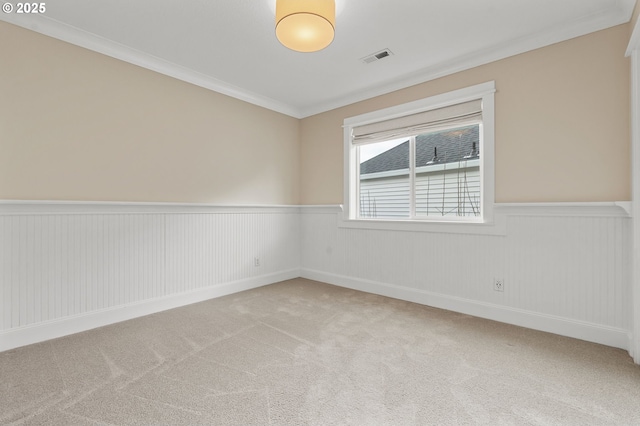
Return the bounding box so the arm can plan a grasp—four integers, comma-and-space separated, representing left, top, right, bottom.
275, 0, 335, 53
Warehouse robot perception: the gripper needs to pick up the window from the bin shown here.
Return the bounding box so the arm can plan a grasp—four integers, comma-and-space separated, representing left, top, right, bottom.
358, 124, 480, 219
343, 82, 495, 226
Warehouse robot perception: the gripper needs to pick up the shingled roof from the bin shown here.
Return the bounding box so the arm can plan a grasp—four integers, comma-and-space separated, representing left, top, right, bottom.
360, 125, 479, 175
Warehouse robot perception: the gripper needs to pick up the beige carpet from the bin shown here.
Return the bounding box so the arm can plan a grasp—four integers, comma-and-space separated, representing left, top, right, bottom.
1, 278, 639, 425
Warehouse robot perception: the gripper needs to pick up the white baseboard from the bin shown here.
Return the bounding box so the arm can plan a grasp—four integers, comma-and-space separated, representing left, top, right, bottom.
1, 267, 631, 354
300, 268, 630, 351
0, 269, 300, 353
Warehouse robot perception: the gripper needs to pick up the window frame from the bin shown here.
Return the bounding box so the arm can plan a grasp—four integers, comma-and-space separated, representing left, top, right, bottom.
342, 81, 496, 232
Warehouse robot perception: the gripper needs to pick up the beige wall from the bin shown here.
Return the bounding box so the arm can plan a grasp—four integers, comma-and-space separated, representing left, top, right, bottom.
1, 21, 632, 205
0, 21, 300, 204
300, 24, 631, 204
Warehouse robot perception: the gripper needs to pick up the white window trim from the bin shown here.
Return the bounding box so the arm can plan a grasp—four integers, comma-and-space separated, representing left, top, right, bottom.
341, 81, 496, 233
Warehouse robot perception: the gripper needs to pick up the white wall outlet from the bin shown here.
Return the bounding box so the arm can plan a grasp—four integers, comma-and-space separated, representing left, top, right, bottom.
494, 278, 504, 292
254, 257, 260, 267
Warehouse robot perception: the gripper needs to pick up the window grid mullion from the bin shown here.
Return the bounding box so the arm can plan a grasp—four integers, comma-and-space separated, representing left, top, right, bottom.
409, 136, 416, 219
355, 146, 361, 218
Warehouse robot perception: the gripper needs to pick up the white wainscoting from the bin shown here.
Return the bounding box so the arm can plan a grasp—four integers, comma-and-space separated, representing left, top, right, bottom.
0, 201, 300, 352
1, 201, 634, 355
300, 203, 633, 350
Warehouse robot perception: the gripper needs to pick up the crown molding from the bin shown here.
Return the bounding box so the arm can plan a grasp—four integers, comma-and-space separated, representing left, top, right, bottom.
626, 0, 640, 55
298, 0, 636, 117
628, 22, 640, 55
2, 0, 634, 119
0, 14, 302, 118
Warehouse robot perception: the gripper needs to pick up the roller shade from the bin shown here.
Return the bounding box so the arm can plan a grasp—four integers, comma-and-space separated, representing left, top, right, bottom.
352, 99, 482, 144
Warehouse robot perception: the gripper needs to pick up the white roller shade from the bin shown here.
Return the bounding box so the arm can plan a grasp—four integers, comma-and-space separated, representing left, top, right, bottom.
352, 99, 482, 144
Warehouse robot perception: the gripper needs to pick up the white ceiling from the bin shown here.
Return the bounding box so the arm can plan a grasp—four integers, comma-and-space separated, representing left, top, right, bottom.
1, 0, 636, 118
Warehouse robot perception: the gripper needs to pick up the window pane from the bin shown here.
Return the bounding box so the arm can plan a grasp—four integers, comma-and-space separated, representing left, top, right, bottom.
358, 139, 410, 218
414, 125, 480, 217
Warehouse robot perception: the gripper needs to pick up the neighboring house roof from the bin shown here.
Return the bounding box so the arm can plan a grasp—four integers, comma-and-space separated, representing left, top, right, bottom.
360, 125, 479, 175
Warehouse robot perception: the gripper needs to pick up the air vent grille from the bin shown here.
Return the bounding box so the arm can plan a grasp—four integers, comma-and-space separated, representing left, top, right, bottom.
361, 49, 393, 64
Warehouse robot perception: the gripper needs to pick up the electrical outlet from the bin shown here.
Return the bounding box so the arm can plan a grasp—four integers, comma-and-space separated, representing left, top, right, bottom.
494, 278, 504, 292
254, 257, 260, 267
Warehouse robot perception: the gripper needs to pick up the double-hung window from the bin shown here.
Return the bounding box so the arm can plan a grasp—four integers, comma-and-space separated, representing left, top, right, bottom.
343, 82, 495, 226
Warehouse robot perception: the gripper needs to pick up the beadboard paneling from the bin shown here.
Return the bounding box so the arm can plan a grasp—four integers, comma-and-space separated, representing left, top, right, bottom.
164, 212, 300, 293
0, 201, 632, 353
300, 204, 632, 349
0, 203, 300, 351
0, 214, 165, 330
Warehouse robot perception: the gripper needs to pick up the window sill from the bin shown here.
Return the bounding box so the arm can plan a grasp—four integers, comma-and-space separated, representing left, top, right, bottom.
337, 214, 506, 236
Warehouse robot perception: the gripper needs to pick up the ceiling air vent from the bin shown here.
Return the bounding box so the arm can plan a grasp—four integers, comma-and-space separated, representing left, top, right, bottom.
361, 49, 393, 64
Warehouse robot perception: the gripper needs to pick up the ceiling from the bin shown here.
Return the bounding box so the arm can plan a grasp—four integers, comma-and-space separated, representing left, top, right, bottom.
1, 0, 636, 118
